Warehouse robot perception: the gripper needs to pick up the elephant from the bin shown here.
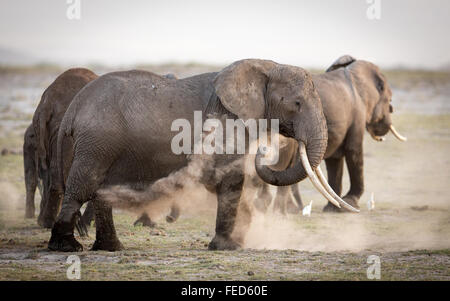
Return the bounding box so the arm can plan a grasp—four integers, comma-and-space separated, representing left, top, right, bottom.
254, 55, 407, 214
23, 68, 98, 227
24, 68, 182, 230
47, 59, 358, 252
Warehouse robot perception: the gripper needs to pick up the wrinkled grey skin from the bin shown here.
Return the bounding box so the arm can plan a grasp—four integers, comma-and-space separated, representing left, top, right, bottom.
255, 56, 396, 213
132, 73, 181, 228
48, 59, 328, 252
82, 73, 181, 229
25, 68, 98, 227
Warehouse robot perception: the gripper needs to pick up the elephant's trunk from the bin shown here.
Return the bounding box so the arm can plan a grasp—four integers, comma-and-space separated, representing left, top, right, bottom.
254, 114, 328, 186
254, 137, 326, 186
254, 114, 360, 212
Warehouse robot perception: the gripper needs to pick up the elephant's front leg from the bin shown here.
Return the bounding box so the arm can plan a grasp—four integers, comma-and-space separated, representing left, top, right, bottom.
323, 156, 345, 212
208, 169, 245, 250
342, 147, 363, 210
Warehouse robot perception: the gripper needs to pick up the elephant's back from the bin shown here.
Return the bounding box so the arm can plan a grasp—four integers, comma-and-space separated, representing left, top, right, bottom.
313, 71, 356, 157
34, 68, 98, 122
63, 69, 203, 186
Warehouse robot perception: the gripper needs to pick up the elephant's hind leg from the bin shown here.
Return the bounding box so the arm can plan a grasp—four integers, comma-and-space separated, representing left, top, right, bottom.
91, 197, 123, 251
48, 157, 110, 252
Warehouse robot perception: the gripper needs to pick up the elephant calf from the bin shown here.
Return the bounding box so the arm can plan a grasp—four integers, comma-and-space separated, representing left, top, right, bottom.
255, 55, 407, 213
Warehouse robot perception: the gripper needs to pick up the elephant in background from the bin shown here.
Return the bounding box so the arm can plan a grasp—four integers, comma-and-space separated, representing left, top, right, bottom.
48, 59, 356, 252
255, 55, 407, 214
23, 68, 98, 227
23, 125, 43, 218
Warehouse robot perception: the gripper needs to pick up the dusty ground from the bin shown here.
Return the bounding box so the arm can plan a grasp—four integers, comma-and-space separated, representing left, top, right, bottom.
0, 65, 449, 280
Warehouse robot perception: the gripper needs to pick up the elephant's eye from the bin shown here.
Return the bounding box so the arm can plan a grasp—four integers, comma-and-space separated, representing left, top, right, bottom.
295, 101, 301, 107
389, 104, 393, 113
280, 96, 284, 101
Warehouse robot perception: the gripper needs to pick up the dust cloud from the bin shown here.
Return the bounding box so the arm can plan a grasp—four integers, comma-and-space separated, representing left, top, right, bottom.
0, 183, 22, 212
97, 132, 450, 253
239, 185, 450, 252
97, 149, 243, 220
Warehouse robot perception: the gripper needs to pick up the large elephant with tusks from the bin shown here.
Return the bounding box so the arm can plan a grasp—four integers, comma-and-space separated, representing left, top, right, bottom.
254, 55, 407, 214
48, 59, 357, 252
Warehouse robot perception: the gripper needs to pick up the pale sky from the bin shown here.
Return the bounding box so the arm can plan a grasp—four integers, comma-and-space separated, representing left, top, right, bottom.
0, 0, 449, 69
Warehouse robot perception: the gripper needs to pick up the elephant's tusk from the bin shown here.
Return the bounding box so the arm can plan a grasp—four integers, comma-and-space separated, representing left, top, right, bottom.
315, 166, 360, 213
390, 125, 407, 142
298, 142, 341, 209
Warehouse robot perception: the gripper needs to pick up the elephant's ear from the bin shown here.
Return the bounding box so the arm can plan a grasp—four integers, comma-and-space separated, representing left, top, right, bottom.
213, 59, 277, 120
326, 55, 357, 72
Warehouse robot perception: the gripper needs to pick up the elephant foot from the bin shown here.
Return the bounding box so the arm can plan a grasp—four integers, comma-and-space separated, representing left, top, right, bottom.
91, 238, 123, 251
323, 196, 360, 213
323, 202, 341, 213
166, 214, 177, 223
208, 235, 241, 251
133, 214, 156, 228
48, 217, 83, 252
48, 233, 83, 252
